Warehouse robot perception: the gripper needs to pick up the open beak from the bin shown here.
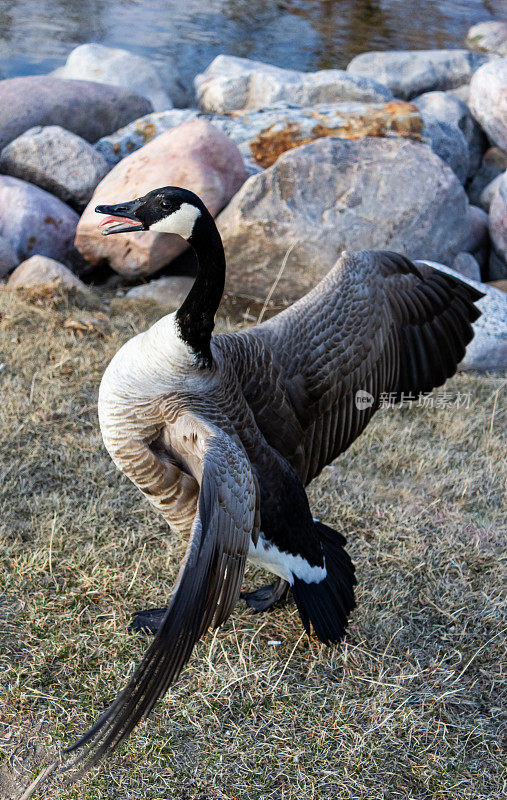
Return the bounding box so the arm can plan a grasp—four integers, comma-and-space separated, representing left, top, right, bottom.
96, 199, 145, 235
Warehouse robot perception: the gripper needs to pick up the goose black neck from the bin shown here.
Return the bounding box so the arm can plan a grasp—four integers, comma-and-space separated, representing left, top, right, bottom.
175, 209, 226, 368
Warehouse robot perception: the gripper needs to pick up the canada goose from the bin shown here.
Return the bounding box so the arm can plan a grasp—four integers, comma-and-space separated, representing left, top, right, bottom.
65, 186, 482, 773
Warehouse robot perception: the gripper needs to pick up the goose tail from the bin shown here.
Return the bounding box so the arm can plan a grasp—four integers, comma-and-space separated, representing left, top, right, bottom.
291, 521, 356, 645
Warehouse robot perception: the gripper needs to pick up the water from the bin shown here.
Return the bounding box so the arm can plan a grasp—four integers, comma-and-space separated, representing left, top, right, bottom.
0, 0, 503, 90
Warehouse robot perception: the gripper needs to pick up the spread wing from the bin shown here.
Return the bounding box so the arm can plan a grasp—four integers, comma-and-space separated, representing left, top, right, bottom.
66, 412, 257, 775
229, 251, 482, 486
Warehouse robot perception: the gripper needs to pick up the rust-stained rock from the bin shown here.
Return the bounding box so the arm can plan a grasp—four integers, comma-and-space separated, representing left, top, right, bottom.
95, 102, 422, 174
248, 101, 422, 168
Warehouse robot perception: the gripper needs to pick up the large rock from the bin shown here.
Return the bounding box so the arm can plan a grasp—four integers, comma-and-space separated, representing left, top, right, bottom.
0, 236, 18, 279
488, 249, 507, 282
418, 115, 470, 183
480, 173, 504, 213
469, 59, 507, 150
414, 91, 487, 178
445, 85, 471, 103
466, 20, 507, 57
195, 55, 393, 113
76, 119, 247, 278
467, 147, 507, 207
347, 50, 490, 101
463, 205, 490, 270
95, 101, 422, 172
214, 101, 422, 170
7, 255, 86, 290
452, 252, 481, 281
416, 261, 507, 372
0, 126, 110, 208
0, 176, 82, 270
217, 137, 470, 303
0, 76, 152, 152
126, 275, 194, 307
489, 171, 507, 280
53, 43, 179, 112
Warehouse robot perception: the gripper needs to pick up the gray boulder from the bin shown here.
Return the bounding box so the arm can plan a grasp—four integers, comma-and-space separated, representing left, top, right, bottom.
445, 85, 471, 103
0, 236, 18, 279
488, 248, 507, 282
418, 116, 470, 184
469, 59, 507, 150
0, 236, 17, 280
53, 43, 180, 112
0, 76, 152, 152
347, 49, 490, 101
126, 276, 194, 308
95, 101, 423, 175
452, 252, 481, 281
466, 20, 507, 57
467, 147, 507, 207
489, 171, 507, 279
480, 174, 504, 212
7, 255, 86, 290
217, 137, 470, 303
463, 205, 490, 270
414, 91, 487, 177
0, 176, 82, 271
195, 54, 393, 113
416, 260, 507, 372
0, 126, 110, 208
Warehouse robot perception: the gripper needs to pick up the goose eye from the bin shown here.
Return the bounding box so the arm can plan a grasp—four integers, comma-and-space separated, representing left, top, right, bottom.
160, 200, 171, 210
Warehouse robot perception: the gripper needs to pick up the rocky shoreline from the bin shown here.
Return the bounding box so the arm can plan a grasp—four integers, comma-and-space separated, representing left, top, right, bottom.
0, 23, 506, 370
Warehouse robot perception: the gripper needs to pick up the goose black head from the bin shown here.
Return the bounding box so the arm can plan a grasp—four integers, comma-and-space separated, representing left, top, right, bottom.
96, 187, 206, 241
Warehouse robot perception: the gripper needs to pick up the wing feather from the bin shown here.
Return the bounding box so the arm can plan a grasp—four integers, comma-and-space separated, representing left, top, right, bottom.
65, 416, 256, 776
226, 251, 483, 486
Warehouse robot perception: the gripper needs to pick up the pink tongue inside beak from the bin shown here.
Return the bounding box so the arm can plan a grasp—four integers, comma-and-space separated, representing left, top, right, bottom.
98, 215, 139, 228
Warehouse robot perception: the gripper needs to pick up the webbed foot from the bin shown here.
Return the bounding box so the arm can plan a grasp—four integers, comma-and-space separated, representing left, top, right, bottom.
241, 578, 290, 613
128, 607, 167, 635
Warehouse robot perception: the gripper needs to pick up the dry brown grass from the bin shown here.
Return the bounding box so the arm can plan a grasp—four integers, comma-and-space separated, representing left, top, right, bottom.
0, 285, 505, 800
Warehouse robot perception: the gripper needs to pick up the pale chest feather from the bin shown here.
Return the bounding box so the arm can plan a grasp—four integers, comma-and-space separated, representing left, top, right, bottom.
97, 312, 219, 452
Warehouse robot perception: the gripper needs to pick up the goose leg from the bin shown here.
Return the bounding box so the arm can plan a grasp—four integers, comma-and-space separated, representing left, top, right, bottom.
241, 578, 290, 613
128, 607, 167, 635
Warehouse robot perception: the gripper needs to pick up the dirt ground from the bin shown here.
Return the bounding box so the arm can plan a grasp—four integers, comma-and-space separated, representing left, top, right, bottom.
0, 285, 505, 800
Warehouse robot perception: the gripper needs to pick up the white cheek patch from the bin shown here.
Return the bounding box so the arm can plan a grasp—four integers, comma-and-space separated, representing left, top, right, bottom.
150, 203, 201, 239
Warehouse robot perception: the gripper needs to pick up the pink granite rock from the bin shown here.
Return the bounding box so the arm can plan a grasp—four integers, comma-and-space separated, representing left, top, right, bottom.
75, 119, 247, 277
8, 255, 86, 289
0, 176, 82, 270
